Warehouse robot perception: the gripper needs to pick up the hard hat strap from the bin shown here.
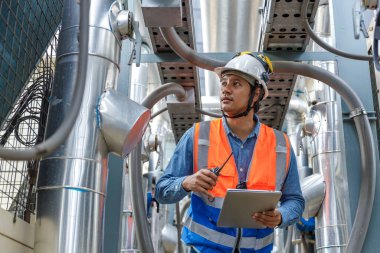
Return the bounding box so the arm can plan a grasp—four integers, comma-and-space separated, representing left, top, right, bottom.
222, 84, 258, 119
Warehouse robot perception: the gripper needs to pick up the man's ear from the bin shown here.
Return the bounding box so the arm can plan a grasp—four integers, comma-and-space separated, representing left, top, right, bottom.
253, 87, 262, 102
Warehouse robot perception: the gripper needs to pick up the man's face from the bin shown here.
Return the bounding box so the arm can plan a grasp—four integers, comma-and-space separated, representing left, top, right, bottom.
219, 73, 261, 116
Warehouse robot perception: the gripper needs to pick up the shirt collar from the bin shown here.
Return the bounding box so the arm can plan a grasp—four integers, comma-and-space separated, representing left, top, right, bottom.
222, 114, 261, 139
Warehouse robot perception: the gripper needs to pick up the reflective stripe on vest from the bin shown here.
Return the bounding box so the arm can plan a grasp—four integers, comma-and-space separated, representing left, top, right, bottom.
184, 213, 274, 251
194, 121, 211, 173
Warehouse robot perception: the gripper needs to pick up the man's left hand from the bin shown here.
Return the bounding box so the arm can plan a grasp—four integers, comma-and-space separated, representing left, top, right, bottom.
252, 209, 282, 228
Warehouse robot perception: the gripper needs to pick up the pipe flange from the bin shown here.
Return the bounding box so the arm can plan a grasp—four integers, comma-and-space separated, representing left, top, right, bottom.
349, 107, 367, 119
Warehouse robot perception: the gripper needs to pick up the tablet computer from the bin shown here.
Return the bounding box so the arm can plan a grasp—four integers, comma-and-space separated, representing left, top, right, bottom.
217, 189, 282, 228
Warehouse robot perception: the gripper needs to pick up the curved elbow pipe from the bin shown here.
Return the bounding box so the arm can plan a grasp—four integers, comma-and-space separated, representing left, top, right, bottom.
97, 89, 151, 156
141, 82, 186, 108
288, 96, 308, 115
130, 83, 186, 253
159, 27, 225, 71
300, 0, 371, 61
160, 24, 375, 253
301, 173, 325, 218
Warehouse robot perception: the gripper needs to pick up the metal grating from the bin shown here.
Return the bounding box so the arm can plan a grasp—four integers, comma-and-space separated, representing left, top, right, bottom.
264, 0, 320, 52
0, 8, 60, 221
148, 0, 202, 143
0, 0, 63, 124
147, 0, 321, 134
258, 73, 296, 129
261, 0, 320, 129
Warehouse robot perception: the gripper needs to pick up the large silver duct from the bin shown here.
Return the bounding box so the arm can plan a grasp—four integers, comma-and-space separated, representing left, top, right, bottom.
35, 0, 120, 252
199, 0, 266, 96
307, 3, 351, 252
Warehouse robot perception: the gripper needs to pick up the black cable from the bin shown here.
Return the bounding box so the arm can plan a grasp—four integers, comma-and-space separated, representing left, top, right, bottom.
0, 0, 90, 160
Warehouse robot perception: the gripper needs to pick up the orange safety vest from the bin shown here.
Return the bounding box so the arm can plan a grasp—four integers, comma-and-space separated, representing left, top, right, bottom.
182, 119, 291, 252
193, 118, 290, 192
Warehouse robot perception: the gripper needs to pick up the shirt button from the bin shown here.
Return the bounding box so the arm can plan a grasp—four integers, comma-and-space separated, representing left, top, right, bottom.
240, 168, 243, 172
240, 145, 244, 149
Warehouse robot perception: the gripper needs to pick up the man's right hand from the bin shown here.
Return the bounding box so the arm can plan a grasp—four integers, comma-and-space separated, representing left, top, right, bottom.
182, 169, 218, 199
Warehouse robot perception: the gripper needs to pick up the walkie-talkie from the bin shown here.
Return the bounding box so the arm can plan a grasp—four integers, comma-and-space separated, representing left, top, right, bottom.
211, 152, 233, 176
208, 152, 234, 202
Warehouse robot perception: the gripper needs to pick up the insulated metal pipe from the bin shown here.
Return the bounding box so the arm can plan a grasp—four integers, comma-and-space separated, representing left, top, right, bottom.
160, 29, 376, 253
35, 0, 120, 252
129, 83, 186, 253
199, 0, 265, 97
304, 4, 351, 252
274, 62, 375, 253
122, 43, 152, 253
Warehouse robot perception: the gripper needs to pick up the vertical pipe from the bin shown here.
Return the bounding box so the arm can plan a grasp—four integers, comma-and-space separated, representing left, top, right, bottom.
307, 3, 351, 252
286, 93, 311, 253
34, 0, 120, 252
199, 0, 265, 96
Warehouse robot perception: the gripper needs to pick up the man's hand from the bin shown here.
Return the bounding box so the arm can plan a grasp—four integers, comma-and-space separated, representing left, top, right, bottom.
182, 169, 217, 199
252, 209, 282, 228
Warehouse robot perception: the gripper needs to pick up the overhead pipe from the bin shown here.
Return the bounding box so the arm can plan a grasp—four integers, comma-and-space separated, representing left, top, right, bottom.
129, 83, 186, 253
301, 0, 371, 61
270, 62, 375, 253
160, 27, 376, 253
160, 27, 225, 71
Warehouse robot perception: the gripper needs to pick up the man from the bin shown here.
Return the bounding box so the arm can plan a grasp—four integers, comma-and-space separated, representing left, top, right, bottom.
155, 52, 305, 253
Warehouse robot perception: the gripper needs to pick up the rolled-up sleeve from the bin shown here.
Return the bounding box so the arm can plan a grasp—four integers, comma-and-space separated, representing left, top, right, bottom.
155, 127, 194, 204
278, 148, 305, 228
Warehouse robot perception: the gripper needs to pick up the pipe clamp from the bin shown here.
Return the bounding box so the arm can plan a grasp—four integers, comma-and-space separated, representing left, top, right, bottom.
349, 107, 367, 119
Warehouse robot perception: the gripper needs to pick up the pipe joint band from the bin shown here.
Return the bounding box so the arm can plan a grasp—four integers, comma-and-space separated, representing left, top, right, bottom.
349, 107, 367, 119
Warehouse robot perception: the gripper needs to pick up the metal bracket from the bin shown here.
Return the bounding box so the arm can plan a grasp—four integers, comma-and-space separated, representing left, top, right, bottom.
353, 1, 369, 39
349, 107, 367, 118
128, 19, 142, 67
109, 1, 142, 66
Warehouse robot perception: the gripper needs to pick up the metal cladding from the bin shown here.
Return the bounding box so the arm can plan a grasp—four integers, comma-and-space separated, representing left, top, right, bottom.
97, 89, 151, 157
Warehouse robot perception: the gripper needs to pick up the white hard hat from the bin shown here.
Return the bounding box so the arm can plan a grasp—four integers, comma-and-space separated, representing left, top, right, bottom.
214, 52, 273, 100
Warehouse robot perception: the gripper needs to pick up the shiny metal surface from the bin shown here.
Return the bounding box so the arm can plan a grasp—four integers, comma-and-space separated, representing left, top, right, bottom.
307, 72, 350, 251
98, 89, 151, 156
35, 0, 120, 252
301, 173, 325, 218
200, 0, 265, 97
58, 27, 121, 66
300, 3, 351, 252
161, 224, 178, 253
308, 75, 351, 253
130, 44, 152, 103
311, 75, 350, 253
141, 0, 182, 27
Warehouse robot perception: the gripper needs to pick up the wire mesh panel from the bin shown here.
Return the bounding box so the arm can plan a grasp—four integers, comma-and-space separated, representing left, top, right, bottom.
0, 0, 63, 124
0, 0, 62, 222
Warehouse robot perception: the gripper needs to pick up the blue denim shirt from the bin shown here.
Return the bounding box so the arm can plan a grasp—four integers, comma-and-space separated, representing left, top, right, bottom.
155, 116, 305, 228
